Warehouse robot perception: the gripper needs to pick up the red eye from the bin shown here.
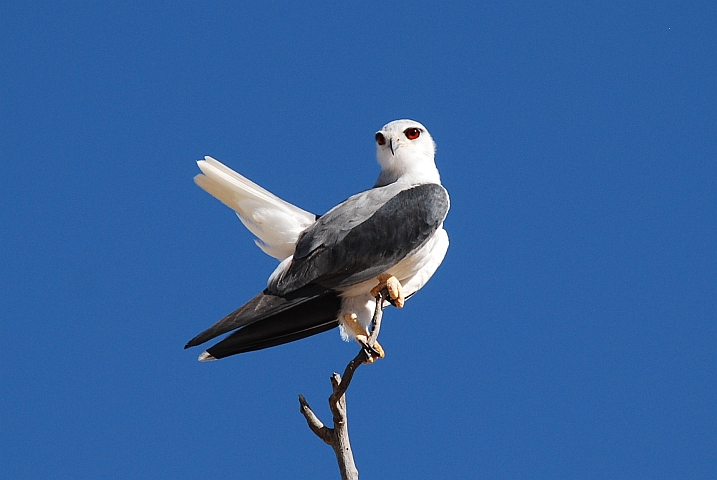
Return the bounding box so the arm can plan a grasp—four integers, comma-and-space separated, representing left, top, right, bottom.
375, 132, 386, 145
404, 127, 421, 140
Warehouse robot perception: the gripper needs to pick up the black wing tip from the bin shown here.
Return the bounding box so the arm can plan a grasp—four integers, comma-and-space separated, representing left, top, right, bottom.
185, 285, 335, 350
184, 333, 209, 349
200, 292, 342, 360
206, 318, 339, 360
185, 290, 342, 360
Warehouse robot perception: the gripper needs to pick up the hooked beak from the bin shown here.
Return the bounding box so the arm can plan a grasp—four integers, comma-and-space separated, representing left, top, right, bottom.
389, 137, 398, 156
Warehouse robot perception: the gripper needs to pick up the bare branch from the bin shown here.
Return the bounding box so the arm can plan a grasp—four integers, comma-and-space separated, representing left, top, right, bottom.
298, 394, 333, 445
298, 287, 388, 480
332, 349, 368, 401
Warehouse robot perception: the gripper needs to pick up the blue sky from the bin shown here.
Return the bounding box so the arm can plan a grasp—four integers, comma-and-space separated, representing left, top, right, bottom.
2, 1, 715, 478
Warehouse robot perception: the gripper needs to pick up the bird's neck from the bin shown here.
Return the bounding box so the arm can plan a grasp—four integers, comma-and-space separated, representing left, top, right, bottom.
374, 149, 442, 187
374, 163, 441, 188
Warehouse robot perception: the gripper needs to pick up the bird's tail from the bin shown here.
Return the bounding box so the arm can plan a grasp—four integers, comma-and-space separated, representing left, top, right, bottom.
195, 156, 317, 260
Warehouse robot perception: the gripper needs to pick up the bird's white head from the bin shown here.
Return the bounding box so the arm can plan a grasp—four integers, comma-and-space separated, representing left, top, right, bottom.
374, 119, 441, 187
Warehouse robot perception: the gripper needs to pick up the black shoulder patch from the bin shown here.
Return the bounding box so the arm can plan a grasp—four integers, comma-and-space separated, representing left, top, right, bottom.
274, 183, 449, 294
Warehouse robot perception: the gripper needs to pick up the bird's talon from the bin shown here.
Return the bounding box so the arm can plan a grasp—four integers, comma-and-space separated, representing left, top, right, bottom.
372, 340, 385, 359
356, 337, 385, 363
359, 340, 380, 358
371, 273, 405, 308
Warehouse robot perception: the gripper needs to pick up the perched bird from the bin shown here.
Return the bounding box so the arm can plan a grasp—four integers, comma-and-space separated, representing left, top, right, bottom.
185, 119, 450, 361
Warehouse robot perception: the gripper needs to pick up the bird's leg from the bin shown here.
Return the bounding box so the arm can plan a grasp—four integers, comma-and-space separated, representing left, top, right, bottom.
342, 313, 385, 363
370, 273, 405, 308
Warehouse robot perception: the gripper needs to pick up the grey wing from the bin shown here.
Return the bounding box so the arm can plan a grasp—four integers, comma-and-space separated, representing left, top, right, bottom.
293, 183, 408, 258
271, 183, 450, 295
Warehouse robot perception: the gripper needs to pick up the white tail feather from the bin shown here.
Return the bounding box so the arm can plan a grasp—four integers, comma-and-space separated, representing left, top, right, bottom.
195, 156, 315, 260
198, 351, 216, 362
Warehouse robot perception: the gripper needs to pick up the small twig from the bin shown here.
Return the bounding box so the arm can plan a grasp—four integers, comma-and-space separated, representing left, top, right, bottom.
367, 288, 387, 347
298, 394, 333, 445
298, 288, 387, 480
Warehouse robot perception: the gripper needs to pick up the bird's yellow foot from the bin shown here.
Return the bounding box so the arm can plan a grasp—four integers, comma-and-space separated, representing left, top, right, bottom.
355, 335, 385, 363
370, 273, 405, 308
368, 340, 385, 362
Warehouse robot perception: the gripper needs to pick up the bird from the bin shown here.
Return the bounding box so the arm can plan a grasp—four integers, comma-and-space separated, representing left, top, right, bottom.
185, 119, 450, 361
